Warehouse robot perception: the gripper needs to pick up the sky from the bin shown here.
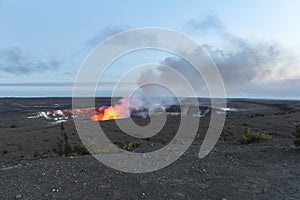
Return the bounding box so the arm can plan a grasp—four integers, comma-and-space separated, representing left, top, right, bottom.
0, 0, 299, 98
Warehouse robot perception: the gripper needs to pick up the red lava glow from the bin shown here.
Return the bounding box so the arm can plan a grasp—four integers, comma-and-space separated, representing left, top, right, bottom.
90, 98, 130, 121
90, 107, 121, 121
53, 98, 131, 121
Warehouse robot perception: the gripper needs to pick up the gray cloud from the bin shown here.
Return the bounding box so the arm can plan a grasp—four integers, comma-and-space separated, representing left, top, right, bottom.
86, 25, 130, 46
137, 15, 300, 98
137, 56, 209, 98
205, 43, 279, 84
0, 48, 62, 75
187, 14, 298, 83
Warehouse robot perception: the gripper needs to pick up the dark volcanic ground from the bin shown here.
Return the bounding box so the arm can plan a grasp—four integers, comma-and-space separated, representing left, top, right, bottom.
0, 98, 300, 200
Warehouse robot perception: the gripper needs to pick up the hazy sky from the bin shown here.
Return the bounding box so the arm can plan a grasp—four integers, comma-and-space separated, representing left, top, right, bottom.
0, 0, 299, 98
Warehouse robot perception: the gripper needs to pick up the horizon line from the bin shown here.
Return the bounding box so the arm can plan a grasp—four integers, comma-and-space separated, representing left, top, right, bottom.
0, 96, 299, 101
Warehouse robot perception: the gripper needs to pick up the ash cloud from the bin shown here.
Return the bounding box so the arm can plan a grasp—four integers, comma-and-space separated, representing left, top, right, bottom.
137, 57, 207, 97
188, 15, 300, 83
0, 48, 62, 75
137, 15, 300, 98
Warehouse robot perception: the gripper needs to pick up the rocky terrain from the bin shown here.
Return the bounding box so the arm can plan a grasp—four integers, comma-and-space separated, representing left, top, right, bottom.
0, 98, 300, 199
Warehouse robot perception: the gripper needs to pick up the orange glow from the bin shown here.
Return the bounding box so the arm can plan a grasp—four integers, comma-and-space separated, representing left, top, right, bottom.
64, 98, 130, 121
90, 107, 121, 121
90, 98, 130, 121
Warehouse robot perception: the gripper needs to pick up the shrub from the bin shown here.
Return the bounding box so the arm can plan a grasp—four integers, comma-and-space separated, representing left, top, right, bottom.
239, 128, 272, 144
292, 124, 300, 147
53, 123, 86, 156
53, 123, 68, 156
73, 144, 89, 155
194, 132, 205, 142
122, 139, 144, 150
221, 127, 235, 141
33, 150, 40, 158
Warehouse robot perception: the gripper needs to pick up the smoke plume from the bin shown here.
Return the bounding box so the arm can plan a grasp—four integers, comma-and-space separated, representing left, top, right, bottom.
137, 14, 300, 98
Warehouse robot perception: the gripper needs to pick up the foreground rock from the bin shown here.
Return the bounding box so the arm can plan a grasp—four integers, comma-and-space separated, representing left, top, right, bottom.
1, 140, 300, 200
1, 98, 300, 199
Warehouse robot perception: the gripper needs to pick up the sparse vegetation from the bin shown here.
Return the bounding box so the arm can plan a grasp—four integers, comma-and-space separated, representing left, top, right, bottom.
239, 128, 272, 144
121, 139, 144, 151
72, 144, 90, 155
53, 123, 89, 156
33, 150, 40, 158
194, 132, 204, 142
53, 123, 72, 156
292, 124, 300, 147
42, 149, 53, 157
221, 127, 235, 141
